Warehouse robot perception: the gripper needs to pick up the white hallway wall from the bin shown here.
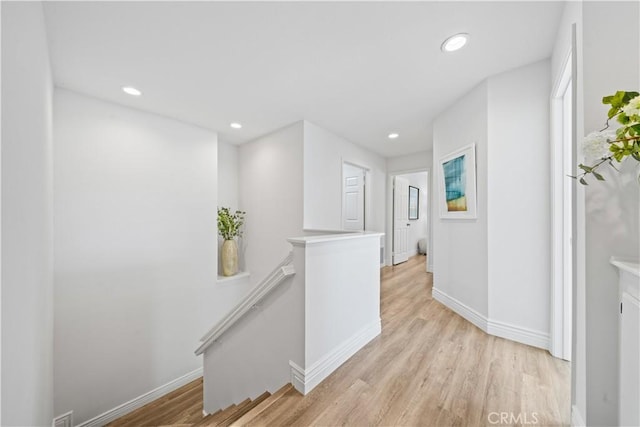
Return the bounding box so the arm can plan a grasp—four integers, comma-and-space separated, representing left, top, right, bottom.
487, 60, 551, 341
53, 89, 220, 425
218, 141, 241, 272
238, 122, 305, 284
1, 2, 55, 426
433, 81, 490, 319
432, 60, 551, 349
551, 3, 640, 425
303, 121, 386, 234
218, 141, 239, 212
550, 3, 586, 422
581, 2, 639, 425
239, 119, 388, 280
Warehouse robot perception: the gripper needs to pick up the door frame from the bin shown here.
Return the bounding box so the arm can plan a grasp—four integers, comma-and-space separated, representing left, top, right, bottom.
550, 50, 574, 361
386, 168, 431, 272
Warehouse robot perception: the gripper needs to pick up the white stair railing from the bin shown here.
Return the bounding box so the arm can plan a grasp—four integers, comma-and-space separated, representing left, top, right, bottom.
195, 252, 295, 356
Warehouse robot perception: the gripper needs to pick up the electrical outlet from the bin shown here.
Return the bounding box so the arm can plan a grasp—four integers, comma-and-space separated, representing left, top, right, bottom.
52, 411, 73, 427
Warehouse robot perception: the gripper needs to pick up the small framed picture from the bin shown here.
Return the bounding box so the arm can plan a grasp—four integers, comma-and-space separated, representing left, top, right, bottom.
438, 143, 477, 219
408, 186, 419, 220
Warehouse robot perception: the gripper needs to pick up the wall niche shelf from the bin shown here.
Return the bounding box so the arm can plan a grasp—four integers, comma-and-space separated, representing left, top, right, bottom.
217, 271, 250, 284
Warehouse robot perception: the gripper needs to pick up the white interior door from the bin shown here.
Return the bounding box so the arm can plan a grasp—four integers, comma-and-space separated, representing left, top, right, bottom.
342, 163, 365, 231
393, 176, 410, 265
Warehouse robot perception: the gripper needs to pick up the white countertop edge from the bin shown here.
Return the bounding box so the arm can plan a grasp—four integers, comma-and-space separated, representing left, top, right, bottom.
288, 231, 384, 246
610, 257, 640, 278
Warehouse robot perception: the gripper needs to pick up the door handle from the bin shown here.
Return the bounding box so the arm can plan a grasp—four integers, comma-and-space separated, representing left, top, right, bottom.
406, 223, 411, 226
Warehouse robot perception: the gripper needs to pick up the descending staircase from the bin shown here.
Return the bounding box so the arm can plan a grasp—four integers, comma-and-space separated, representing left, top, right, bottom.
107, 379, 295, 427
191, 383, 293, 427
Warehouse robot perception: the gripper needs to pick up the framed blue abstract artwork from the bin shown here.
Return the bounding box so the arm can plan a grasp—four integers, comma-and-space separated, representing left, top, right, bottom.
438, 143, 477, 219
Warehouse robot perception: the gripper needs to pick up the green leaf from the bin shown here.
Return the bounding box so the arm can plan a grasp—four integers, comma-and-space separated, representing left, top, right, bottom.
578, 164, 593, 172
618, 114, 630, 125
593, 171, 605, 181
610, 91, 626, 108
623, 91, 640, 102
602, 95, 614, 105
579, 177, 588, 185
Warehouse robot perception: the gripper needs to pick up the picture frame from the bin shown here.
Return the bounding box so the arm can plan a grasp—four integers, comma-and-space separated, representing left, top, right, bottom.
438, 143, 477, 219
408, 186, 419, 220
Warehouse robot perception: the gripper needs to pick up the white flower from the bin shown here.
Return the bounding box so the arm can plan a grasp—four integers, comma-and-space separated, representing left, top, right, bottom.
582, 130, 617, 160
622, 95, 640, 118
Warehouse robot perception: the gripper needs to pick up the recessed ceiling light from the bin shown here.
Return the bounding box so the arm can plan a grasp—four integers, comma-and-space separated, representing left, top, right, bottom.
230, 122, 242, 129
441, 33, 469, 53
122, 86, 142, 96
388, 133, 399, 139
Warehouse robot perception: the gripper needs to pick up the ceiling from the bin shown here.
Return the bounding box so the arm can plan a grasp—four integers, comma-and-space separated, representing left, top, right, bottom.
42, 1, 564, 158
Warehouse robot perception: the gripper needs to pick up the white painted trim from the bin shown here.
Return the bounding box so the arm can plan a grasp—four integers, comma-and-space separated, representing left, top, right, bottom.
52, 411, 73, 427
76, 368, 203, 427
571, 404, 586, 427
289, 319, 381, 395
550, 48, 574, 361
433, 288, 549, 350
432, 287, 487, 332
487, 319, 550, 350
289, 361, 306, 394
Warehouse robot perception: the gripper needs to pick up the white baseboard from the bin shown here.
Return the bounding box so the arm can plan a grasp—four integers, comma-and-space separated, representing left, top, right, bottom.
76, 368, 203, 427
290, 319, 381, 395
52, 411, 73, 427
487, 318, 550, 350
571, 405, 586, 426
432, 287, 549, 350
432, 287, 487, 331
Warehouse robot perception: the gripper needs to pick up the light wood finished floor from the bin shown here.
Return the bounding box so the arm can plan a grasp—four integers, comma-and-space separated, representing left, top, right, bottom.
109, 255, 570, 426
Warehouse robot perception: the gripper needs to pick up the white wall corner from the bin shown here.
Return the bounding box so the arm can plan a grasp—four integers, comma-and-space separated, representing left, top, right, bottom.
75, 368, 202, 427
571, 404, 586, 427
289, 319, 381, 395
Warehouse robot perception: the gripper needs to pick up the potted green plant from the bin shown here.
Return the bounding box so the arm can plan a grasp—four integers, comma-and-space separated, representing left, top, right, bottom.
217, 207, 246, 277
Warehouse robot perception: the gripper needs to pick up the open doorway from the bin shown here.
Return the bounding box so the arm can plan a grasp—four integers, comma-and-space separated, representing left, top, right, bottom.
551, 52, 573, 361
391, 171, 429, 268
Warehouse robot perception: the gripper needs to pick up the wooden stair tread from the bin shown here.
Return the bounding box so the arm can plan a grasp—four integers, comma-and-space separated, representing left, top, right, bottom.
230, 384, 294, 426
218, 391, 271, 427
192, 405, 236, 427
213, 398, 253, 427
